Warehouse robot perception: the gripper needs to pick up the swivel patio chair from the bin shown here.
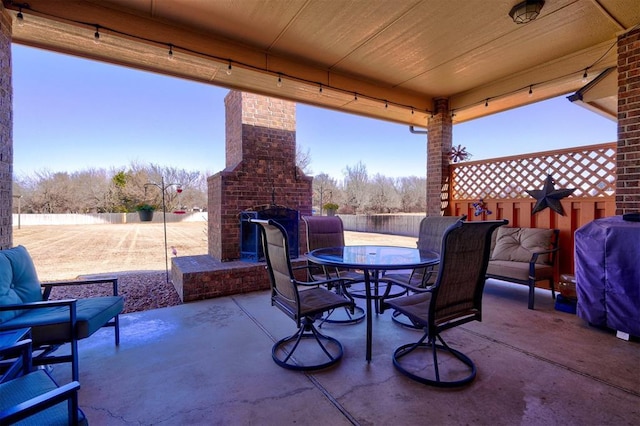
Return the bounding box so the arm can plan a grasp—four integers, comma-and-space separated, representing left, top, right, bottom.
0, 245, 124, 382
382, 215, 466, 327
250, 218, 355, 371
302, 215, 365, 324
382, 219, 507, 387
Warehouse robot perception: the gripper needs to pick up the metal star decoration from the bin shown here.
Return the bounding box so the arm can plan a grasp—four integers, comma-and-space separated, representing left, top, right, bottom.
526, 174, 576, 216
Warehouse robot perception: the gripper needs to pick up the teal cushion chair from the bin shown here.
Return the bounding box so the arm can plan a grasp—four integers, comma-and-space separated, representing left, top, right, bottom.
0, 245, 124, 382
0, 337, 88, 425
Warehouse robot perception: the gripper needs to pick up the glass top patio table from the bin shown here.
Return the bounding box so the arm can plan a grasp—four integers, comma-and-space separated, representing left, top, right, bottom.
307, 245, 439, 362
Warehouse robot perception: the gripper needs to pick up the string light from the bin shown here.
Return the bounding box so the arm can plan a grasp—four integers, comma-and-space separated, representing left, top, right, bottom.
485, 99, 489, 107
582, 68, 588, 83
10, 5, 435, 117
528, 85, 533, 97
16, 8, 24, 27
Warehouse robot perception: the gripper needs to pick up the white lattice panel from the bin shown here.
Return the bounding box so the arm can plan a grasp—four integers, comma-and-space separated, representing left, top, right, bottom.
450, 143, 616, 200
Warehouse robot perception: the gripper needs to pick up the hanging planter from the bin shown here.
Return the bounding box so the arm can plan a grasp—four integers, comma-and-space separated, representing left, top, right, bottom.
137, 204, 155, 222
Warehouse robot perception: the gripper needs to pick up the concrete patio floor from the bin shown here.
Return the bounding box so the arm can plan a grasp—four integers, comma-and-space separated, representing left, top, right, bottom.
51, 280, 639, 425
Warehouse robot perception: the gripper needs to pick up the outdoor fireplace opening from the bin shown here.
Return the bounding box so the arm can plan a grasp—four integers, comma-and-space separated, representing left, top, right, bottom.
240, 206, 299, 261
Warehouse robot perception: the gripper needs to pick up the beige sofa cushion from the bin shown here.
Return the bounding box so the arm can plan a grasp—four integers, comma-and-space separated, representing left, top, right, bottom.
490, 227, 553, 265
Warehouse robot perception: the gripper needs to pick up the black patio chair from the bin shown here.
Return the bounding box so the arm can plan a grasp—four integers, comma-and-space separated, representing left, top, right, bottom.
382, 219, 507, 387
250, 218, 355, 371
382, 215, 466, 327
302, 215, 365, 324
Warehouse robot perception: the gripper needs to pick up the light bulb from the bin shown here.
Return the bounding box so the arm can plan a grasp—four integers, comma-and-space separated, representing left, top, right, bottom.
582, 69, 588, 83
354, 93, 358, 101
168, 45, 174, 60
319, 85, 323, 94
16, 9, 24, 27
528, 86, 533, 97
226, 63, 232, 75
94, 26, 100, 44
277, 75, 282, 88
485, 99, 489, 107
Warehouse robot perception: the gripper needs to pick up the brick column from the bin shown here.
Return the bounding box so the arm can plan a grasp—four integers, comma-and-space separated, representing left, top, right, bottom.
207, 91, 312, 261
426, 98, 452, 216
0, 7, 12, 249
617, 27, 640, 215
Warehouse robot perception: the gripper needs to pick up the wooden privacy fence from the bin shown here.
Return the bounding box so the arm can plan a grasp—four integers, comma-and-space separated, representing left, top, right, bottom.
449, 142, 617, 276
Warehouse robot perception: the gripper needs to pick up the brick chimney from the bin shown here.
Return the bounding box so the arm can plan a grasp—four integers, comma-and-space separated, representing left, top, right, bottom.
207, 91, 312, 261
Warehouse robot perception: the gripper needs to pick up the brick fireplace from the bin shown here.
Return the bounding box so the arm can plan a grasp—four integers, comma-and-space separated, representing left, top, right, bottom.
171, 91, 313, 301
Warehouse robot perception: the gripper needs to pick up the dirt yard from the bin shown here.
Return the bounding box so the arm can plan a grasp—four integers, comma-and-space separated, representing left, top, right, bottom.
12, 222, 417, 313
13, 222, 417, 281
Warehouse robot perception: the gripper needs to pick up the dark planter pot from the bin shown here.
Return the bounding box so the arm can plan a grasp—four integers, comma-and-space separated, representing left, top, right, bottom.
138, 210, 154, 222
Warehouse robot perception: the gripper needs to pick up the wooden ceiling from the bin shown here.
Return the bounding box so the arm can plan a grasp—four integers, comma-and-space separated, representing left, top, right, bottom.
4, 0, 639, 126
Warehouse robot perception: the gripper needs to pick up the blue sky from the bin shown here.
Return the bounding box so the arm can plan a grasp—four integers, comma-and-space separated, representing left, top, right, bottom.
13, 45, 617, 180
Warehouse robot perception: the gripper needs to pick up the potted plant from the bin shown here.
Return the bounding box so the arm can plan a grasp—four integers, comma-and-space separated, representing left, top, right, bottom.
137, 204, 155, 222
323, 202, 339, 216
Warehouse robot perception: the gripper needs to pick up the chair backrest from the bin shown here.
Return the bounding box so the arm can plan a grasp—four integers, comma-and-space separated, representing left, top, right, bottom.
430, 220, 508, 331
416, 215, 467, 254
302, 216, 346, 252
250, 219, 300, 319
0, 245, 43, 323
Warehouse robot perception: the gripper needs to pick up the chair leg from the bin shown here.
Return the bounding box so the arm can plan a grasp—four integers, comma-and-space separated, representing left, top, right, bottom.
393, 332, 477, 387
272, 317, 344, 371
114, 314, 120, 345
528, 278, 535, 310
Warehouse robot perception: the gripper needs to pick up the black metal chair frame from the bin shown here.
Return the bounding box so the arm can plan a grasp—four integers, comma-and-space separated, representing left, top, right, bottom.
382, 219, 507, 387
250, 218, 355, 371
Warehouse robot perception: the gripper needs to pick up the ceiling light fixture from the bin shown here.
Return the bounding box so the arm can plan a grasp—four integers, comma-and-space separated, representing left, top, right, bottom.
94, 25, 100, 44
168, 44, 174, 60
226, 61, 232, 75
509, 0, 544, 24
528, 85, 533, 97
582, 68, 588, 83
277, 74, 283, 88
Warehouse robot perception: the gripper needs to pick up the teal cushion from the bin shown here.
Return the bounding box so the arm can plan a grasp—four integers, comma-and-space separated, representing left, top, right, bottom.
0, 246, 43, 323
0, 296, 124, 344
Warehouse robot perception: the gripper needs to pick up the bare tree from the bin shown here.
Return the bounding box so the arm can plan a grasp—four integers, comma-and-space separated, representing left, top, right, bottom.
368, 173, 400, 213
396, 176, 427, 213
312, 173, 339, 214
343, 161, 369, 214
296, 144, 312, 175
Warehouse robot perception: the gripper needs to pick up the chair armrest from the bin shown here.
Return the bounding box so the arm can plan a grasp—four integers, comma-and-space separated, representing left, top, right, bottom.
42, 276, 118, 300
0, 299, 78, 311
0, 379, 80, 424
528, 246, 559, 264
0, 339, 33, 383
